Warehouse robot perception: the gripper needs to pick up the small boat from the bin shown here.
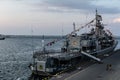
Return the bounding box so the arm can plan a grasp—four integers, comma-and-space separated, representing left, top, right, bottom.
29, 10, 118, 77
0, 34, 5, 40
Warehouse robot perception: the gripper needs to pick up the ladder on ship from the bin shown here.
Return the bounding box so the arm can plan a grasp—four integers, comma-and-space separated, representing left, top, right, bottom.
81, 51, 101, 62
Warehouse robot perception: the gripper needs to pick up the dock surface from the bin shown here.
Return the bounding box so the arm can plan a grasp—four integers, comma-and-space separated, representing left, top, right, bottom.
51, 49, 120, 80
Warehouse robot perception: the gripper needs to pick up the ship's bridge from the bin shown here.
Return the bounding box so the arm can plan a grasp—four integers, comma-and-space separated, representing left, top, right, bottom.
62, 34, 81, 52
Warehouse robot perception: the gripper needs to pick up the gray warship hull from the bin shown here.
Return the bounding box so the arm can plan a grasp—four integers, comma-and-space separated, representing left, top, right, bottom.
30, 40, 117, 76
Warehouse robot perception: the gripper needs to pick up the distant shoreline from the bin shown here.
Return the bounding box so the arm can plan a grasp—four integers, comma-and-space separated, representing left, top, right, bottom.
5, 35, 65, 39
4, 35, 120, 39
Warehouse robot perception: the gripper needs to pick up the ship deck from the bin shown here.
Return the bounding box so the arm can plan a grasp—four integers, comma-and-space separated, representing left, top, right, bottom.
33, 51, 82, 61
50, 49, 120, 80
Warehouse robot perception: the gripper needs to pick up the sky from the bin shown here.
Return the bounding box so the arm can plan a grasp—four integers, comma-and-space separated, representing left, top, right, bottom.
0, 0, 120, 36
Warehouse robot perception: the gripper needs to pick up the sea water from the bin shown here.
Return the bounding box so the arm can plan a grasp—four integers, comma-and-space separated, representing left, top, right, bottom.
0, 37, 119, 80
0, 37, 63, 80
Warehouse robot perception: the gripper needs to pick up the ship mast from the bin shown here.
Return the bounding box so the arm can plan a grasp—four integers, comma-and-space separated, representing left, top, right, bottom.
95, 9, 103, 38
72, 22, 76, 35
73, 22, 76, 32
95, 9, 99, 37
42, 35, 45, 52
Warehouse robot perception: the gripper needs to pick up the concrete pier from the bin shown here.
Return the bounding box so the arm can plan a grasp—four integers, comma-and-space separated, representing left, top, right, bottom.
51, 49, 120, 80
65, 49, 120, 80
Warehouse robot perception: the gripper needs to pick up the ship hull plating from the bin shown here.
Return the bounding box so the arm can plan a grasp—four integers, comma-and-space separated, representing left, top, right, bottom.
29, 41, 117, 76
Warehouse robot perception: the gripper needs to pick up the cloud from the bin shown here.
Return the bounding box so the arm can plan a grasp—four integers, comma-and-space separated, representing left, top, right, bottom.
1, 0, 119, 14
29, 0, 120, 14
113, 18, 120, 23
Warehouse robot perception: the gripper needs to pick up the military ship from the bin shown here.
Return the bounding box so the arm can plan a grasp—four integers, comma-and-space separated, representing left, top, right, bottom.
29, 10, 118, 76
